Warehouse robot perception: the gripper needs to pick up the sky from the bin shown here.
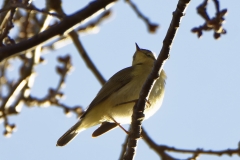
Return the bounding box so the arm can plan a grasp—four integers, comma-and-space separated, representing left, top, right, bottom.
1, 0, 240, 160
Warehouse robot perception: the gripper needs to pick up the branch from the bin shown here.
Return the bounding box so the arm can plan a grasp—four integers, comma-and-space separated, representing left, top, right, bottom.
0, 3, 63, 18
68, 31, 106, 85
123, 0, 191, 159
0, 0, 51, 136
142, 128, 240, 160
0, 0, 117, 62
49, 0, 107, 87
23, 55, 83, 117
125, 0, 159, 33
76, 10, 111, 33
191, 0, 227, 39
41, 11, 111, 54
0, 6, 15, 46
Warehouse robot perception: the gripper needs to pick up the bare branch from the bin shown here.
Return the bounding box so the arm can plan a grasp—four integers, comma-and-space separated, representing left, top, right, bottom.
142, 127, 240, 159
123, 0, 191, 159
0, 7, 15, 46
68, 31, 106, 85
41, 10, 111, 54
77, 10, 111, 33
191, 0, 227, 39
49, 0, 107, 86
0, 0, 117, 62
125, 0, 159, 33
24, 3, 62, 18
23, 54, 83, 117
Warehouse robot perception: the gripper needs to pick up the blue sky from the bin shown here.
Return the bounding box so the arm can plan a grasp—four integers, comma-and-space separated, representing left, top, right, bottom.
1, 0, 240, 160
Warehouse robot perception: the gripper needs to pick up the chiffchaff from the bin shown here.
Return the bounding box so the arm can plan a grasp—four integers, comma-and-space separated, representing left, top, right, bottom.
56, 43, 166, 146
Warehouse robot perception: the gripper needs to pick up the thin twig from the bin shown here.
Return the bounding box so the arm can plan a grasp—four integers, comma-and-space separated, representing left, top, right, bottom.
41, 10, 111, 55
125, 0, 159, 33
0, 7, 15, 45
142, 127, 240, 159
50, 1, 107, 85
23, 54, 83, 117
76, 10, 111, 33
69, 31, 106, 85
191, 0, 227, 39
0, 3, 63, 18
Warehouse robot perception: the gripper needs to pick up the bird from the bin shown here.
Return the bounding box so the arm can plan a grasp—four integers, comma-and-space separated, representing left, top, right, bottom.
56, 43, 166, 146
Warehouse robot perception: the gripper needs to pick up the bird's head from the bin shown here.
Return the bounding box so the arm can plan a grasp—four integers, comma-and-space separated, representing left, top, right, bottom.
132, 43, 156, 66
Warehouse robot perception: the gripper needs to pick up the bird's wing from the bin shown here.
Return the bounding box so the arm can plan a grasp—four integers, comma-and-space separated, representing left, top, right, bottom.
81, 66, 134, 118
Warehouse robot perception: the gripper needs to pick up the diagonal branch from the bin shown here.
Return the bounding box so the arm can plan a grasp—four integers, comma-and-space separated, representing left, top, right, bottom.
0, 0, 117, 62
68, 31, 106, 85
123, 0, 191, 159
48, 0, 107, 87
40, 11, 111, 54
125, 0, 159, 33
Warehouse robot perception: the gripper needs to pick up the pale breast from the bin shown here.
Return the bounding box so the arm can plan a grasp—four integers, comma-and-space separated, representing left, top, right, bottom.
107, 66, 165, 124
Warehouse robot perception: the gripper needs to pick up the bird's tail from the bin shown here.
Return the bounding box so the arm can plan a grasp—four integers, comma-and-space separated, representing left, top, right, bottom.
56, 121, 84, 147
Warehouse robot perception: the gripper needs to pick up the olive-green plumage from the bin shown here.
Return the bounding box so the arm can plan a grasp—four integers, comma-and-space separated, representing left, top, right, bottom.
56, 44, 166, 146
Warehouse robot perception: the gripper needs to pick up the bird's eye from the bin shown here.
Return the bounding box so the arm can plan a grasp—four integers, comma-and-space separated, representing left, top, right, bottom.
146, 53, 151, 57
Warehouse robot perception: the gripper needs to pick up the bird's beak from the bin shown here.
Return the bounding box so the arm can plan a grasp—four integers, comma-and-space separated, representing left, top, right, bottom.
135, 43, 140, 51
